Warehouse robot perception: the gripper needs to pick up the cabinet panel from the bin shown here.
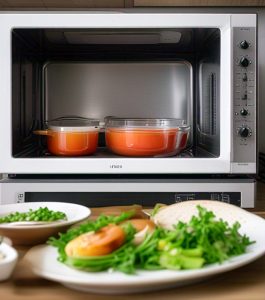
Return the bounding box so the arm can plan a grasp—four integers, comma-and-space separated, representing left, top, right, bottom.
0, 0, 125, 8
43, 0, 125, 8
134, 0, 265, 6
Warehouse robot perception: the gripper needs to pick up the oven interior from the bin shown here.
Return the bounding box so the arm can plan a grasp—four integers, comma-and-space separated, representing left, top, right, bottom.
12, 28, 220, 159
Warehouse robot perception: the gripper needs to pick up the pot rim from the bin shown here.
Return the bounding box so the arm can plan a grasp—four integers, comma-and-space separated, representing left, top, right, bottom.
48, 125, 100, 132
105, 118, 189, 129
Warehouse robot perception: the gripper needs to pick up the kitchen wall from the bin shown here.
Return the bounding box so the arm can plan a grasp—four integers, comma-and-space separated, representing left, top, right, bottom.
0, 0, 128, 9
0, 0, 265, 8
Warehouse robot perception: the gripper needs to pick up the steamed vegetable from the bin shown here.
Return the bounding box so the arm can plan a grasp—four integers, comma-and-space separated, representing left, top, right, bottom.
49, 210, 136, 262
0, 207, 67, 223
65, 224, 126, 257
49, 206, 254, 274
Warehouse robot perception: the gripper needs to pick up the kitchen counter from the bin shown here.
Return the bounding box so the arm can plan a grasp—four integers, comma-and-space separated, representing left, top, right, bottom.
1, 182, 265, 300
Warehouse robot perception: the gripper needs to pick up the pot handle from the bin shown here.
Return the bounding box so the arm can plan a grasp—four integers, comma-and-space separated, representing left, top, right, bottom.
33, 130, 52, 136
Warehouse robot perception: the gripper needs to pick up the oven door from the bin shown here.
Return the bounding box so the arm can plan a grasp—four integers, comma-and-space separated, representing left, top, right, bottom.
0, 13, 256, 174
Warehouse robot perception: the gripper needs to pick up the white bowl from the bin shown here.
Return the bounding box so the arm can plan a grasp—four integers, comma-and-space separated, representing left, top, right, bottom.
0, 202, 91, 245
0, 242, 18, 281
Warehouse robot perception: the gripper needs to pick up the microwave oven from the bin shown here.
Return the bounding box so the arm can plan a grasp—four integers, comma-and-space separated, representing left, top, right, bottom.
0, 12, 257, 207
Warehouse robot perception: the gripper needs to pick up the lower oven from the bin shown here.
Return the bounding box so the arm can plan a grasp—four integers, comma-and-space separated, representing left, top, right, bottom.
0, 176, 256, 208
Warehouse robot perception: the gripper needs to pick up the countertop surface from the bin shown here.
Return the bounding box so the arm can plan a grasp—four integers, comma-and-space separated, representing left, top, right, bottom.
1, 181, 265, 300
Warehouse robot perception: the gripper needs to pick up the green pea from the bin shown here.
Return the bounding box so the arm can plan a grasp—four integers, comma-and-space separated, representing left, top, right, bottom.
0, 207, 67, 223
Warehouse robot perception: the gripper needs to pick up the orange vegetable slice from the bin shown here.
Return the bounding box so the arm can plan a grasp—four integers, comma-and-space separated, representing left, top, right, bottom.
65, 224, 125, 257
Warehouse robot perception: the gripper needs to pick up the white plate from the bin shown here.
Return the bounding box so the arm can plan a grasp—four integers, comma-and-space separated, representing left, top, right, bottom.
0, 202, 90, 229
0, 202, 91, 245
24, 207, 265, 294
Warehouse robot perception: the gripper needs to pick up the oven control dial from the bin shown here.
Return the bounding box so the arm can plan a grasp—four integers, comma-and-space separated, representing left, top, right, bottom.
238, 126, 252, 138
239, 57, 250, 68
240, 108, 248, 116
240, 40, 250, 49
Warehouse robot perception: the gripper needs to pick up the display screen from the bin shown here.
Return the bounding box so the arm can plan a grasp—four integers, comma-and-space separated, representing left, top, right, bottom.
25, 192, 241, 207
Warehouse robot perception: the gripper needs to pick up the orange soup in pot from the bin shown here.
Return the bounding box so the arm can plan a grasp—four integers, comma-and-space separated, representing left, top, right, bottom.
106, 128, 179, 157
105, 118, 190, 157
34, 117, 100, 156
47, 130, 98, 156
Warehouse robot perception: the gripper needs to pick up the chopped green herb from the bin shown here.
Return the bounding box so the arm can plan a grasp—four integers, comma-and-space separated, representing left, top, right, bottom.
49, 206, 254, 274
150, 203, 165, 217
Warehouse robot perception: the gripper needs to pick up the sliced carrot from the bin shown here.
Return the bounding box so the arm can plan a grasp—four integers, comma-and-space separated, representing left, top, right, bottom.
65, 224, 125, 257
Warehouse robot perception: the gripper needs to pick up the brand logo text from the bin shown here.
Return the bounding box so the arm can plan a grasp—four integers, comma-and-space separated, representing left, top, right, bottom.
110, 165, 123, 169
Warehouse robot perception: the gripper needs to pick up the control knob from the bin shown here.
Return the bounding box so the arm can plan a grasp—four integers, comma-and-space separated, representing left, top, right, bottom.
238, 126, 252, 138
240, 40, 250, 49
239, 57, 250, 68
240, 108, 248, 116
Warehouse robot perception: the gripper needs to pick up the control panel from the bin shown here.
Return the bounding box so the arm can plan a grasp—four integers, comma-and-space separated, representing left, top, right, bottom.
174, 192, 241, 206
232, 27, 256, 165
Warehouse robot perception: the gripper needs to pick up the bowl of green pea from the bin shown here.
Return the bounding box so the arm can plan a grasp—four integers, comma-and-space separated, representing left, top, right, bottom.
0, 202, 91, 245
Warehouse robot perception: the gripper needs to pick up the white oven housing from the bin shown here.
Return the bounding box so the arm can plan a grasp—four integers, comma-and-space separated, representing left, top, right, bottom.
0, 12, 256, 174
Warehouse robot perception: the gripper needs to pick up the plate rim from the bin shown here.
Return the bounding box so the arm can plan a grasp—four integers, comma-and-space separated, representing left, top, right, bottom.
25, 242, 265, 288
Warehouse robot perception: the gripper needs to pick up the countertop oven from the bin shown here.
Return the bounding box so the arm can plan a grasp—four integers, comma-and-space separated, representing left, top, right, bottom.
0, 12, 257, 207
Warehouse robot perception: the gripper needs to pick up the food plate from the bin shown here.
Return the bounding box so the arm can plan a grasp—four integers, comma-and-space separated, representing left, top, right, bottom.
24, 207, 265, 294
0, 202, 91, 245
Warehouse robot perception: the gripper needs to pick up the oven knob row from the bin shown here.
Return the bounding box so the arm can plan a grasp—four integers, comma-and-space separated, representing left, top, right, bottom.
238, 126, 252, 138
